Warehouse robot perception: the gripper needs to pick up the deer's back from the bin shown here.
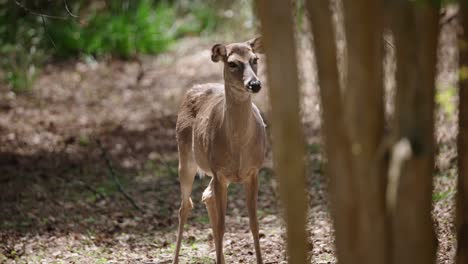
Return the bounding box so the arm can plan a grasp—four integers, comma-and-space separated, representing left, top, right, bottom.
176, 83, 224, 134
176, 83, 224, 153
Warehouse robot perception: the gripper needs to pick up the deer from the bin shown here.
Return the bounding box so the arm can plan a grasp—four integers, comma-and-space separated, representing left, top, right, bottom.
172, 37, 266, 264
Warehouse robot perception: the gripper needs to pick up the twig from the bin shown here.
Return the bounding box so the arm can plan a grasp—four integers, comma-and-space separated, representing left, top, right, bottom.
41, 16, 57, 50
14, 0, 69, 20
96, 140, 145, 213
63, 0, 79, 18
15, 0, 80, 49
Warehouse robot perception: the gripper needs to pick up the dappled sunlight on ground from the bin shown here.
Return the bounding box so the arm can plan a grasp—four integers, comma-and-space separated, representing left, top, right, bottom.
0, 17, 461, 262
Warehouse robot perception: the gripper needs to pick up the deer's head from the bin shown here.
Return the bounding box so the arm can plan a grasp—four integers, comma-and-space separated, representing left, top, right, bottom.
211, 37, 263, 94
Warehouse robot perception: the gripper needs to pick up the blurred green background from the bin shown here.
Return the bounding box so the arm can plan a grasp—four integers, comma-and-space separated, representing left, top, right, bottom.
0, 0, 257, 93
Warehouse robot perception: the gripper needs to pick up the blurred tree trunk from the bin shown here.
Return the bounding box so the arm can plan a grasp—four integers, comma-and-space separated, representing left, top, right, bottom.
305, 1, 359, 263
457, 1, 468, 263
308, 0, 388, 263
256, 1, 308, 263
341, 0, 388, 263
309, 1, 441, 264
390, 1, 440, 264
306, 0, 388, 264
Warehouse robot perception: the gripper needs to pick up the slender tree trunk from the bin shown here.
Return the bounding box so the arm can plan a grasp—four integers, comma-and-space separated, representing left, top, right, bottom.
457, 1, 468, 263
256, 1, 308, 263
341, 1, 388, 263
308, 1, 389, 263
305, 1, 359, 263
390, 1, 440, 264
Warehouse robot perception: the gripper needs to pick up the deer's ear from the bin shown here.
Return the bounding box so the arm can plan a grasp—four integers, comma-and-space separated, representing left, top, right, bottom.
247, 37, 263, 54
211, 43, 227, 62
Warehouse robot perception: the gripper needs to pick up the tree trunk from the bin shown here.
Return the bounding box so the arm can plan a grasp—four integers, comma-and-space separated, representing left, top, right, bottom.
390, 1, 440, 264
457, 1, 468, 263
341, 0, 388, 263
305, 1, 359, 263
256, 1, 308, 263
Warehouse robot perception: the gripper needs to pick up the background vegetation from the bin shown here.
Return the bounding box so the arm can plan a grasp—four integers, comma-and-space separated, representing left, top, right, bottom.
0, 0, 463, 263
0, 0, 232, 92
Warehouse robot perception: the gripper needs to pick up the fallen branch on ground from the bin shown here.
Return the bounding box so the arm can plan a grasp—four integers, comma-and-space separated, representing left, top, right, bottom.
96, 139, 145, 213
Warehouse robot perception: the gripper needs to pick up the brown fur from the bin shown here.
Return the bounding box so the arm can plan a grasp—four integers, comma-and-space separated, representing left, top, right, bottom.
172, 38, 266, 264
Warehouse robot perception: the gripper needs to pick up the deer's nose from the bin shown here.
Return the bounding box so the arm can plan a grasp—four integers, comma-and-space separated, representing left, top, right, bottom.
247, 80, 262, 93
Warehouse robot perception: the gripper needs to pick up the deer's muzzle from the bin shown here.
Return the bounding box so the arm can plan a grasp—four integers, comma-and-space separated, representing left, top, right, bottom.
247, 80, 262, 93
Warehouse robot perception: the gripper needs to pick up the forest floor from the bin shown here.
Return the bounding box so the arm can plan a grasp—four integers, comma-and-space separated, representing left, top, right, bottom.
0, 20, 461, 264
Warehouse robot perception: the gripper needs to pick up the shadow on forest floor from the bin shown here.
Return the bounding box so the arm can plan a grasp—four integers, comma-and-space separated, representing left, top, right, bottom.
0, 111, 287, 258
3, 26, 461, 262
0, 111, 291, 263
0, 39, 305, 262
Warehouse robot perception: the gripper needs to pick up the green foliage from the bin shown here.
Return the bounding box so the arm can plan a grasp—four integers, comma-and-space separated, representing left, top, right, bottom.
189, 256, 212, 263
436, 85, 456, 118
79, 135, 90, 146
460, 65, 468, 81
295, 0, 306, 31
4, 62, 39, 94
155, 160, 179, 178
432, 189, 452, 202
48, 0, 177, 58
0, 0, 222, 92
96, 257, 108, 264
0, 4, 45, 93
175, 5, 218, 37
307, 143, 321, 155
195, 215, 210, 224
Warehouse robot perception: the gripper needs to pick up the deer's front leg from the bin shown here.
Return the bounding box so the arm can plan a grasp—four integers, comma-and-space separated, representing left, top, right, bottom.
203, 176, 227, 264
244, 172, 263, 264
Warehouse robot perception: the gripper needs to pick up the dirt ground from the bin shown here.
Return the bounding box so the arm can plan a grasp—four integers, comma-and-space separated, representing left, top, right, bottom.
0, 18, 461, 264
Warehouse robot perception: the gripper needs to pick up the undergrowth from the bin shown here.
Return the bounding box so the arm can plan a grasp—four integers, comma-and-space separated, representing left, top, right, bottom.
0, 0, 221, 92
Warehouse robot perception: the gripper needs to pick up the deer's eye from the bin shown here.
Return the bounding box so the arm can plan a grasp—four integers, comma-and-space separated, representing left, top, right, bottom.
251, 58, 258, 65
228, 62, 238, 69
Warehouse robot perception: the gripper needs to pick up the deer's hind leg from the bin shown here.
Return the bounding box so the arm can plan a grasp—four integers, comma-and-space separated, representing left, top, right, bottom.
173, 131, 197, 264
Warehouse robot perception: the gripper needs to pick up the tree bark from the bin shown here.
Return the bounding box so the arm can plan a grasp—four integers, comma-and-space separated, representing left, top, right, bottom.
390, 1, 440, 264
305, 1, 359, 263
457, 1, 468, 263
341, 1, 388, 263
256, 1, 308, 263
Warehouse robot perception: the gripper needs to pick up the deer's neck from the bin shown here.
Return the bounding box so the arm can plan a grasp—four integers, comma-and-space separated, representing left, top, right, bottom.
223, 83, 253, 145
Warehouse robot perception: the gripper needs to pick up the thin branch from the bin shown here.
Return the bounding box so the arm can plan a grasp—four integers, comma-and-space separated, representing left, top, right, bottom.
63, 0, 79, 18
14, 0, 69, 20
41, 16, 57, 50
15, 0, 80, 50
96, 140, 145, 213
